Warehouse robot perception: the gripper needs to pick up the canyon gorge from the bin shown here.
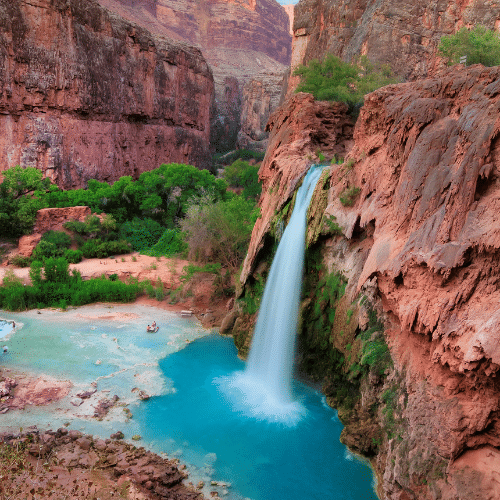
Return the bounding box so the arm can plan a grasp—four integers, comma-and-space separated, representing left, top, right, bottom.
92, 0, 293, 152
2, 0, 500, 499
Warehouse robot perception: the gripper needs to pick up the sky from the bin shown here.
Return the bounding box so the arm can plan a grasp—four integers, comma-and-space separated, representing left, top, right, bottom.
277, 0, 298, 4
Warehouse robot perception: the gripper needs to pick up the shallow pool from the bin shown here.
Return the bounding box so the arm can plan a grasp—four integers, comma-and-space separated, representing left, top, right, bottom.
0, 305, 377, 500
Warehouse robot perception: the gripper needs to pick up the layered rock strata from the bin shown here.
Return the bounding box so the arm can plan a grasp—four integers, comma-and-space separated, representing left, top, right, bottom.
234, 65, 500, 499
99, 0, 292, 152
288, 0, 500, 93
0, 0, 214, 188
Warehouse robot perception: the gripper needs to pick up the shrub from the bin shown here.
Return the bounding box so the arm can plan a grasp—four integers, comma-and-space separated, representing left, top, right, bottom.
439, 25, 500, 67
180, 194, 259, 270
120, 218, 165, 251
63, 249, 83, 264
223, 160, 262, 201
1, 270, 24, 288
11, 254, 32, 267
293, 55, 399, 112
32, 240, 57, 261
32, 230, 72, 261
81, 239, 131, 259
43, 257, 70, 283
0, 166, 52, 237
63, 219, 88, 234
41, 230, 72, 249
147, 229, 187, 257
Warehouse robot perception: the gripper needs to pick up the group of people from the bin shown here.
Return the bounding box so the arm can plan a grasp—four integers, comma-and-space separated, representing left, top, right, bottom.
147, 321, 158, 332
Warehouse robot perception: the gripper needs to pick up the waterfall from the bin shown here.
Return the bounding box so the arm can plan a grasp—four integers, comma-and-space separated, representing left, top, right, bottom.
218, 165, 325, 424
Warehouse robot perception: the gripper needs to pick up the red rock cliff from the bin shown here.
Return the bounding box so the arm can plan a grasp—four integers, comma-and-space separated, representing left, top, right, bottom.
237, 65, 500, 500
99, 0, 292, 151
288, 0, 500, 93
0, 0, 214, 188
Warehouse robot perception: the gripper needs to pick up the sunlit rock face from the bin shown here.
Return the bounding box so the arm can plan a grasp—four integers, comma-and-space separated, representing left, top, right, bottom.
240, 65, 500, 500
99, 0, 292, 152
0, 0, 214, 189
287, 0, 500, 93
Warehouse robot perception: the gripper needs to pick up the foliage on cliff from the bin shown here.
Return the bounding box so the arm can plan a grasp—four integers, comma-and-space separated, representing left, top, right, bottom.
439, 25, 500, 67
293, 55, 399, 111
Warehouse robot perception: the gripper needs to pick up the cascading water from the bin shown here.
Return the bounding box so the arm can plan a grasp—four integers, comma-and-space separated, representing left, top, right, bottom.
219, 165, 325, 424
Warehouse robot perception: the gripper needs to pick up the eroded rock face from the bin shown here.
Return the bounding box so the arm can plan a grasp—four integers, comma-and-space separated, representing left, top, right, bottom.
99, 0, 292, 151
289, 0, 500, 93
338, 65, 500, 499
240, 92, 354, 282
239, 66, 500, 499
0, 0, 214, 188
17, 206, 92, 256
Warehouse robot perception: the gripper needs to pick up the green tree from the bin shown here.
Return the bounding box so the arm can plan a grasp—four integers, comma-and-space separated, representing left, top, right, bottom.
138, 163, 228, 226
293, 55, 399, 111
0, 166, 52, 236
223, 160, 262, 201
439, 25, 500, 67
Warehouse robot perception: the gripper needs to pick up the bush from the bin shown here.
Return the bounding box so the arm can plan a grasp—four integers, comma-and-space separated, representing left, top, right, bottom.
41, 230, 72, 249
340, 186, 361, 206
120, 218, 165, 251
180, 194, 259, 269
63, 249, 83, 264
32, 240, 57, 261
439, 25, 500, 67
81, 239, 131, 259
147, 229, 187, 257
0, 166, 52, 237
293, 55, 399, 111
63, 219, 88, 234
32, 230, 72, 261
223, 160, 262, 201
11, 254, 32, 267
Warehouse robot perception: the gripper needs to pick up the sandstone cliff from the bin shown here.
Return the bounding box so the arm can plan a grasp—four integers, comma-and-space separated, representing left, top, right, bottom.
99, 0, 292, 152
0, 0, 214, 189
233, 65, 500, 499
288, 0, 500, 93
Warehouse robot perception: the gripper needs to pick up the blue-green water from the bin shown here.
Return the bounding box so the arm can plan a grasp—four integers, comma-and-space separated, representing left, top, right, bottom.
0, 306, 377, 500
136, 334, 377, 500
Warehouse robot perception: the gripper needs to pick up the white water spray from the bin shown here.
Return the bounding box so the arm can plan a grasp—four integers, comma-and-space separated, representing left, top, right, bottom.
219, 166, 325, 424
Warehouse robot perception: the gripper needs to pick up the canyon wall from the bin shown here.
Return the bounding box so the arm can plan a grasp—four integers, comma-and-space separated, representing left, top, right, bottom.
231, 65, 500, 500
288, 0, 500, 93
0, 0, 214, 189
99, 0, 293, 152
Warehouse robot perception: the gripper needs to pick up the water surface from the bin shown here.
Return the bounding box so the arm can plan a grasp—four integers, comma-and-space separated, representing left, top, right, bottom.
0, 305, 377, 500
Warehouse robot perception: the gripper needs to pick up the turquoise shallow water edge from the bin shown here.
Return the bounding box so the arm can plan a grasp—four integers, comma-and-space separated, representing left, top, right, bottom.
0, 305, 377, 500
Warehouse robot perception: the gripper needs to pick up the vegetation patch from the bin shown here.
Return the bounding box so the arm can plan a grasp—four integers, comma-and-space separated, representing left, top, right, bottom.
339, 186, 361, 207
439, 25, 500, 67
293, 55, 399, 114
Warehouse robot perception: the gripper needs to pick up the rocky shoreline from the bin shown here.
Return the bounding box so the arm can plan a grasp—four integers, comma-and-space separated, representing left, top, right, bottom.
0, 279, 233, 499
0, 427, 206, 500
